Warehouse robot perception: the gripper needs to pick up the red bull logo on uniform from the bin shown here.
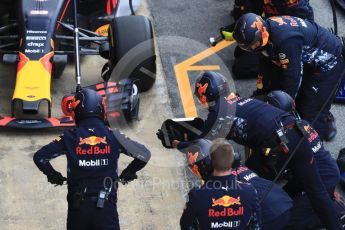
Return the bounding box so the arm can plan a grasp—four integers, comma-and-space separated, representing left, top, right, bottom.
282, 16, 299, 27
224, 93, 240, 104
79, 136, 107, 146
270, 17, 287, 26
212, 195, 241, 207
304, 125, 312, 133
208, 207, 244, 217
76, 136, 111, 155
308, 130, 319, 143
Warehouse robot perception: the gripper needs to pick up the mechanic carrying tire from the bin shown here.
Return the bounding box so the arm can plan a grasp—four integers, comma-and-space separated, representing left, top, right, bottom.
168, 71, 342, 229
33, 88, 151, 230
180, 139, 262, 230
220, 0, 314, 80
230, 13, 345, 141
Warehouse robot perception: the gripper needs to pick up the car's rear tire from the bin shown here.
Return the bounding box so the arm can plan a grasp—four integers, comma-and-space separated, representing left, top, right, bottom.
108, 15, 156, 92
0, 1, 14, 18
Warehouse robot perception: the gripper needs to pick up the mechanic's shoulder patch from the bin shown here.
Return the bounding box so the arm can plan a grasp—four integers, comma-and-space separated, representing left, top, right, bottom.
287, 0, 299, 8
224, 92, 240, 104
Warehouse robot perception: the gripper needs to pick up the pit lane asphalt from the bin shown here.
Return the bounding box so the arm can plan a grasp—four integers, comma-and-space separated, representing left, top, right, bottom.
147, 0, 345, 158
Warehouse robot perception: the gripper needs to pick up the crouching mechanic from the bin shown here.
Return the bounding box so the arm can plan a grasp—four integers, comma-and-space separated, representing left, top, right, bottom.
224, 0, 314, 41
180, 138, 261, 230
221, 0, 314, 79
232, 13, 345, 141
230, 0, 314, 22
172, 71, 342, 229
179, 138, 292, 230
33, 89, 151, 230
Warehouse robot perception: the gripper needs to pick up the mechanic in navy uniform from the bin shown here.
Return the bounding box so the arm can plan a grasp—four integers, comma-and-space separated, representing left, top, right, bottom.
180, 138, 261, 230
230, 0, 314, 22
224, 0, 314, 39
179, 138, 292, 230
172, 71, 342, 229
231, 13, 345, 141
221, 0, 314, 80
33, 89, 151, 230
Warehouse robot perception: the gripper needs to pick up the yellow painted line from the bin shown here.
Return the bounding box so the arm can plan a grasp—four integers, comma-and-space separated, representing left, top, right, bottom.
174, 40, 235, 117
179, 40, 233, 66
187, 66, 220, 71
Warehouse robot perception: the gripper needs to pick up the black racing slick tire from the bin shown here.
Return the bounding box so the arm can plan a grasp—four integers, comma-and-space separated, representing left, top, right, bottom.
109, 15, 156, 92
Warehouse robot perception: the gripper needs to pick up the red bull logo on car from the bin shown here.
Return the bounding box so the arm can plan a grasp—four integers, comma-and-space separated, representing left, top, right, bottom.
76, 136, 110, 155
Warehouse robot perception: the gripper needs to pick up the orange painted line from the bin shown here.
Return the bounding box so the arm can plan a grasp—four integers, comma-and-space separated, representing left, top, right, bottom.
178, 40, 233, 66
174, 65, 196, 117
174, 40, 235, 117
187, 65, 220, 71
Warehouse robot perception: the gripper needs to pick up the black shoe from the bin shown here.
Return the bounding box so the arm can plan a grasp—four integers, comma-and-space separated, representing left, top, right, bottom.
325, 112, 337, 141
337, 148, 345, 170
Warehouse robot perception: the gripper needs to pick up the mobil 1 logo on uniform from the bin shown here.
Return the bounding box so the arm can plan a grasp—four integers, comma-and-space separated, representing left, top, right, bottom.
211, 221, 241, 228
79, 159, 109, 167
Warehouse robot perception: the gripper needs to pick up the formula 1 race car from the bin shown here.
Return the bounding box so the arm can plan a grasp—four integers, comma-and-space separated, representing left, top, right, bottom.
0, 0, 156, 128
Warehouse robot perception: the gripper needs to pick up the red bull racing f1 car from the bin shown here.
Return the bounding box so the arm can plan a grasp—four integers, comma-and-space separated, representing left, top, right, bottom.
0, 0, 156, 128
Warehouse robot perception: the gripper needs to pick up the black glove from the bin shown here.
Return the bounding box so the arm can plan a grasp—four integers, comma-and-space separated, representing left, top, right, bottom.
47, 171, 66, 186
156, 128, 177, 148
220, 23, 235, 34
337, 148, 345, 172
119, 168, 137, 184
156, 120, 184, 148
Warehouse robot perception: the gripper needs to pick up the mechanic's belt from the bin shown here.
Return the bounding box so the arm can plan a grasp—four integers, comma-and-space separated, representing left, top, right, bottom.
72, 191, 111, 209
273, 121, 293, 154
275, 117, 310, 153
